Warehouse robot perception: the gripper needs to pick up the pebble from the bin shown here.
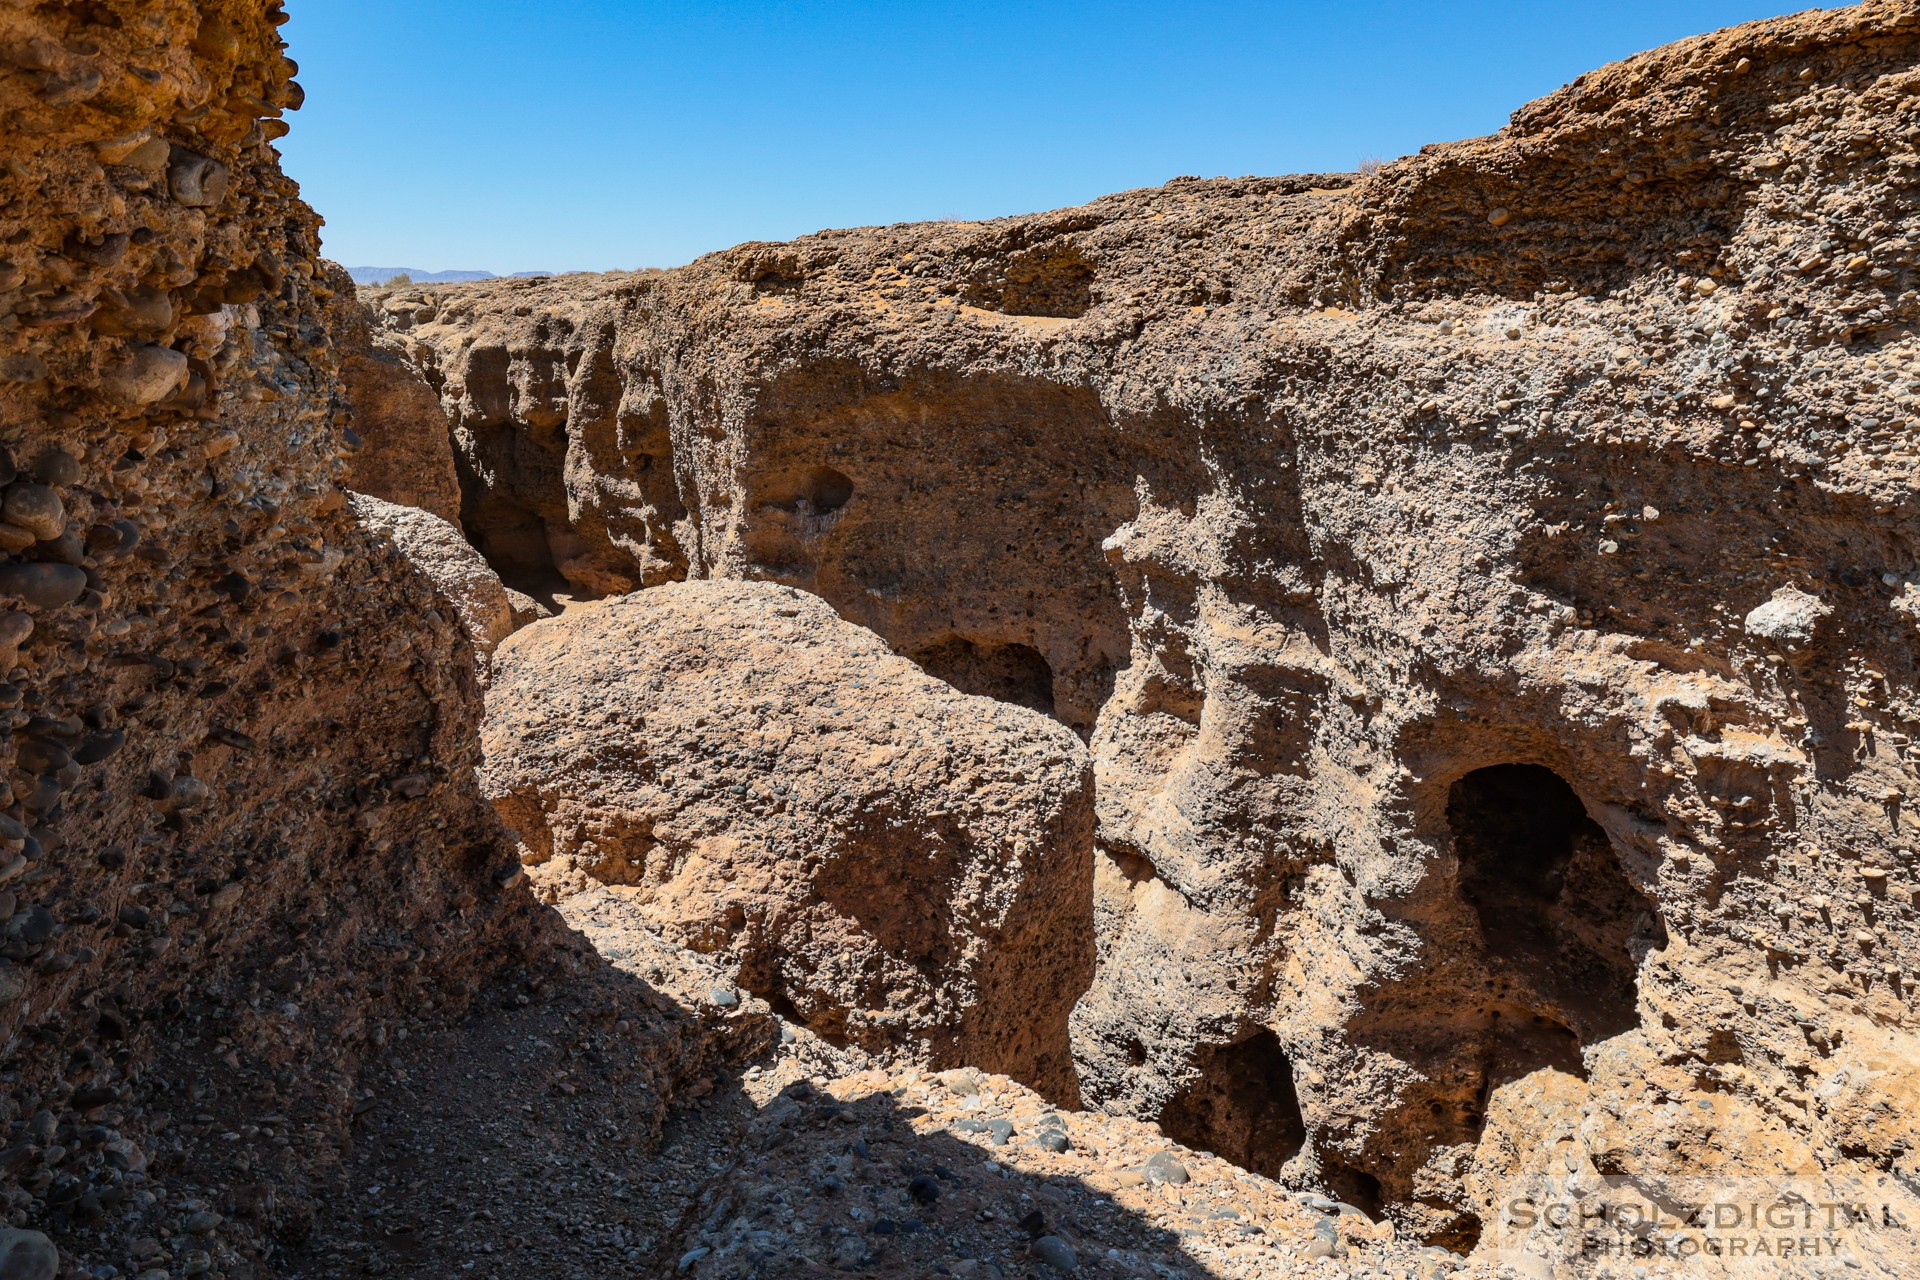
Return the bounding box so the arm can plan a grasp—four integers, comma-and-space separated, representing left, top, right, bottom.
706, 986, 739, 1008
166, 149, 229, 208
0, 563, 86, 609
0, 610, 27, 656
1030, 1129, 1071, 1154
1, 485, 63, 542
1143, 1150, 1190, 1185
1032, 1235, 1079, 1272
74, 730, 126, 764
101, 344, 188, 405
0, 1229, 57, 1280
676, 1245, 710, 1272
13, 737, 65, 775
30, 451, 79, 487
935, 1068, 981, 1097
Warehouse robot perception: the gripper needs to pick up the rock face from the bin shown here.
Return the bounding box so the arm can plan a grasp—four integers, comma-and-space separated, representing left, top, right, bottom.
370, 273, 682, 604
484, 581, 1095, 1097
388, 0, 1920, 1255
0, 1, 546, 1270
349, 491, 514, 662
327, 270, 464, 523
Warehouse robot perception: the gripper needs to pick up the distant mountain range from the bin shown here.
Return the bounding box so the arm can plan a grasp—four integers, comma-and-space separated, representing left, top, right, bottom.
344, 266, 556, 285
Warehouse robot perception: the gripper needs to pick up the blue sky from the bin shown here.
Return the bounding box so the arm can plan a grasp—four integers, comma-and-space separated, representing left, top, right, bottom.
278, 1, 1826, 274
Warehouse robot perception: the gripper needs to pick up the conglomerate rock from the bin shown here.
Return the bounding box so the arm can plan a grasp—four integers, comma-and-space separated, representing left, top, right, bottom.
11, 0, 1920, 1275
348, 490, 513, 663
377, 2, 1920, 1264
0, 2, 570, 1273
483, 580, 1095, 1097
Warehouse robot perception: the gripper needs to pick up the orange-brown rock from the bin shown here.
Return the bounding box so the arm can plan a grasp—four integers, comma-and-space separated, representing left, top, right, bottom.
349, 491, 513, 663
483, 580, 1094, 1096
0, 2, 548, 1271
387, 1, 1920, 1259
327, 269, 465, 524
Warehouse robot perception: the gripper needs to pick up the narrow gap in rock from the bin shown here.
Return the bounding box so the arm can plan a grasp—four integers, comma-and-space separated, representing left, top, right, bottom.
460, 492, 569, 606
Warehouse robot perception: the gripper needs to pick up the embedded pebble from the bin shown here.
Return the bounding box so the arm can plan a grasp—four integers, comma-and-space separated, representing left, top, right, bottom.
0, 1229, 56, 1280
0, 563, 86, 609
1032, 1234, 1079, 1272
1, 485, 63, 542
29, 451, 79, 486
101, 343, 189, 404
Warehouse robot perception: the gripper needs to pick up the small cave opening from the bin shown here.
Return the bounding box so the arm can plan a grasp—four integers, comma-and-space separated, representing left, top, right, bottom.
910, 636, 1056, 719
1323, 1164, 1386, 1222
1324, 763, 1667, 1254
1447, 764, 1661, 1051
752, 464, 855, 518
1156, 1028, 1306, 1180
461, 492, 569, 604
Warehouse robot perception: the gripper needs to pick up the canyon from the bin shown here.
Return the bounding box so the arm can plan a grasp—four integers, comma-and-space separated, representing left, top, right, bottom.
3, 1, 1920, 1278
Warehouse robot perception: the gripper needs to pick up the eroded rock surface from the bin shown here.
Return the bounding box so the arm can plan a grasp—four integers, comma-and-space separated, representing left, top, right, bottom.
484, 580, 1095, 1098
0, 2, 577, 1273
381, 2, 1920, 1264
349, 491, 513, 662
327, 269, 464, 523
13, 0, 1920, 1274
370, 272, 681, 603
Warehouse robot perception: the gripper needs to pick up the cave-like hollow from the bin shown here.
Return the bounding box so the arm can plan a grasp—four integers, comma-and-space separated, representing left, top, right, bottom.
1157, 1028, 1307, 1181
1447, 763, 1657, 1072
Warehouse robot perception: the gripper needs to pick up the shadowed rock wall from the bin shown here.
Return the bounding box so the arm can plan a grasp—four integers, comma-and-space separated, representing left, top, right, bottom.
0, 1, 549, 1269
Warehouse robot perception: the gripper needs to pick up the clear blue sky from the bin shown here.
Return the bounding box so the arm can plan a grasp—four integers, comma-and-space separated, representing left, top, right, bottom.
278, 1, 1826, 274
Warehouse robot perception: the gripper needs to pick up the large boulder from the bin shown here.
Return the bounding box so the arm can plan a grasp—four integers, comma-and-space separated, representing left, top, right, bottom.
483, 580, 1094, 1098
350, 492, 514, 661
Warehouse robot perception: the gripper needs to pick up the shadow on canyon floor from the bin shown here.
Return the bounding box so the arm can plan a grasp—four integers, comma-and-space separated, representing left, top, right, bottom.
243, 901, 1397, 1280
238, 901, 1334, 1280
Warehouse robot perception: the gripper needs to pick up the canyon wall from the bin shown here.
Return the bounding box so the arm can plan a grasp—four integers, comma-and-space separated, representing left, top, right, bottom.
0, 2, 570, 1272
372, 1, 1920, 1261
